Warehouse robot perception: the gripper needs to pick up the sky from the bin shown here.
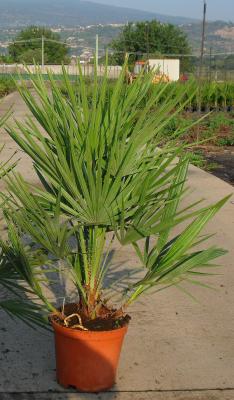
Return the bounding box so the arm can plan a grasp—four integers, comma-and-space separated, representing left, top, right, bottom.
83, 0, 234, 21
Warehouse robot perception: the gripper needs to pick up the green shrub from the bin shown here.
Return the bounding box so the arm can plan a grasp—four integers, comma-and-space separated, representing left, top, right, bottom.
0, 65, 230, 328
0, 76, 15, 97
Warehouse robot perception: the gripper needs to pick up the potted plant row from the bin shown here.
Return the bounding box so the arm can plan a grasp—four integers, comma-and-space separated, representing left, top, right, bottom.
0, 63, 229, 392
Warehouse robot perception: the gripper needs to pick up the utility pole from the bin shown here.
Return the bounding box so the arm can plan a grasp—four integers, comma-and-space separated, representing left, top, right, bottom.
41, 35, 45, 69
197, 0, 207, 139
146, 23, 149, 60
199, 0, 207, 80
209, 46, 212, 81
95, 34, 99, 68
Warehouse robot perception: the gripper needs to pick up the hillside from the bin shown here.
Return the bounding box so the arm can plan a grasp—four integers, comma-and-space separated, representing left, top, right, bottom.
1, 21, 233, 60
0, 1, 233, 60
182, 21, 234, 53
55, 21, 234, 56
0, 0, 198, 26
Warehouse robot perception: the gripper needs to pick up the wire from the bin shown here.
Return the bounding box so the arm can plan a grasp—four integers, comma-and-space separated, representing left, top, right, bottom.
112, 38, 191, 50
3, 37, 234, 58
7, 38, 69, 46
100, 49, 234, 57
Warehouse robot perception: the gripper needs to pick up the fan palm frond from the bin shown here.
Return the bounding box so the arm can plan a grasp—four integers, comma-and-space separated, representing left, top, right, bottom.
0, 61, 229, 324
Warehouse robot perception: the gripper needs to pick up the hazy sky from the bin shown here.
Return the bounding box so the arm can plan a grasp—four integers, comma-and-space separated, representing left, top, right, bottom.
83, 0, 234, 21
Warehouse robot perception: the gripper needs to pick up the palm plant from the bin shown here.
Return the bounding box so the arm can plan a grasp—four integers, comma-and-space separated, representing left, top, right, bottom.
0, 63, 229, 328
0, 112, 51, 329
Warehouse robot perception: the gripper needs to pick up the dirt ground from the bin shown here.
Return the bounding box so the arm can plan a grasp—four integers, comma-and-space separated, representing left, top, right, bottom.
182, 111, 234, 185
203, 148, 234, 186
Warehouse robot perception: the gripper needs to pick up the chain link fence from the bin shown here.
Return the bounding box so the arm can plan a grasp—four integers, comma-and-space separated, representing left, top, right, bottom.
0, 42, 234, 81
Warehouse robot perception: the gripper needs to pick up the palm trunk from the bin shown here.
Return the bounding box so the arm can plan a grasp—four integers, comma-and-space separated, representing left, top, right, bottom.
74, 226, 107, 319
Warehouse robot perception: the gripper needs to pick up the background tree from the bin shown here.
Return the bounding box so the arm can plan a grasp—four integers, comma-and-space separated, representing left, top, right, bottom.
109, 20, 192, 72
9, 26, 69, 64
0, 54, 14, 64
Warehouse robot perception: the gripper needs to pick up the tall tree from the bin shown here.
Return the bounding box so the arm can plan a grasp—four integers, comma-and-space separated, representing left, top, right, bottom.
9, 26, 69, 64
109, 20, 192, 72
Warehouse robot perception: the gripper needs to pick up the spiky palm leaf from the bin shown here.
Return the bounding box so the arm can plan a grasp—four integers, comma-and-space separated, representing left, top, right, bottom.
1, 62, 230, 326
0, 218, 54, 328
0, 113, 52, 328
0, 109, 16, 180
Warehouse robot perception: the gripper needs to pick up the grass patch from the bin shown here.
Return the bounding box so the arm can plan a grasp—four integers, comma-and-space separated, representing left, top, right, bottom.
0, 76, 16, 98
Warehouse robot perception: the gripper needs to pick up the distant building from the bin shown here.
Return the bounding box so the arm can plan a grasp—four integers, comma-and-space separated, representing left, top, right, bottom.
148, 59, 180, 82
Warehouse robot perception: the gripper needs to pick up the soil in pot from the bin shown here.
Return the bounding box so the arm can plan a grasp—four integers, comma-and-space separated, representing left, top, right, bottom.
51, 302, 130, 331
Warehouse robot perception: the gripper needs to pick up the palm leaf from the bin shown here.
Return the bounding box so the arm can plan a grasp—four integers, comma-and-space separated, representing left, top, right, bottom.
0, 60, 229, 321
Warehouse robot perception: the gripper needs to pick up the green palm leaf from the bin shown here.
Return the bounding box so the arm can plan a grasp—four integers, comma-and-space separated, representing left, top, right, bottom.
0, 60, 230, 325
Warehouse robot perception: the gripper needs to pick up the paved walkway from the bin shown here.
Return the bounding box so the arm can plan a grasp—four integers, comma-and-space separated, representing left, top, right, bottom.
0, 92, 234, 400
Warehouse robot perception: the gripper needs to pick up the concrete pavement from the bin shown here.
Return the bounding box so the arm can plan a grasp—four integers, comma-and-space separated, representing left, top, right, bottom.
0, 92, 234, 399
1, 391, 234, 400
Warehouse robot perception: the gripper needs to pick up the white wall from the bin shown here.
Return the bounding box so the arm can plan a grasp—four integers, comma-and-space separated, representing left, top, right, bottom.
148, 59, 180, 81
0, 64, 122, 78
26, 64, 122, 78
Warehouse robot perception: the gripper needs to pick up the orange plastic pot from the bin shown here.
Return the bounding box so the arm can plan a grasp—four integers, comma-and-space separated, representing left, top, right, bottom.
51, 320, 128, 392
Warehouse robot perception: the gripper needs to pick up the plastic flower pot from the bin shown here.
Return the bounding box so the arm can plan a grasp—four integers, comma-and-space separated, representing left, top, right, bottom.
51, 319, 128, 392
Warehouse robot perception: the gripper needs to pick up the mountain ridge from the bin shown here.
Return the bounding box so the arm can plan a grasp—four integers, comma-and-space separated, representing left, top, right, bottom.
0, 0, 199, 26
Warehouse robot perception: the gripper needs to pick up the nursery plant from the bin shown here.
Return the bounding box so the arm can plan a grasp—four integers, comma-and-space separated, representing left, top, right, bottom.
0, 63, 230, 391
1, 113, 47, 324
0, 76, 15, 99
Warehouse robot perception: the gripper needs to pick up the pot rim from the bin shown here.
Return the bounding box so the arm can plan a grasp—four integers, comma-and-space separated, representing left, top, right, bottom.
50, 318, 129, 340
